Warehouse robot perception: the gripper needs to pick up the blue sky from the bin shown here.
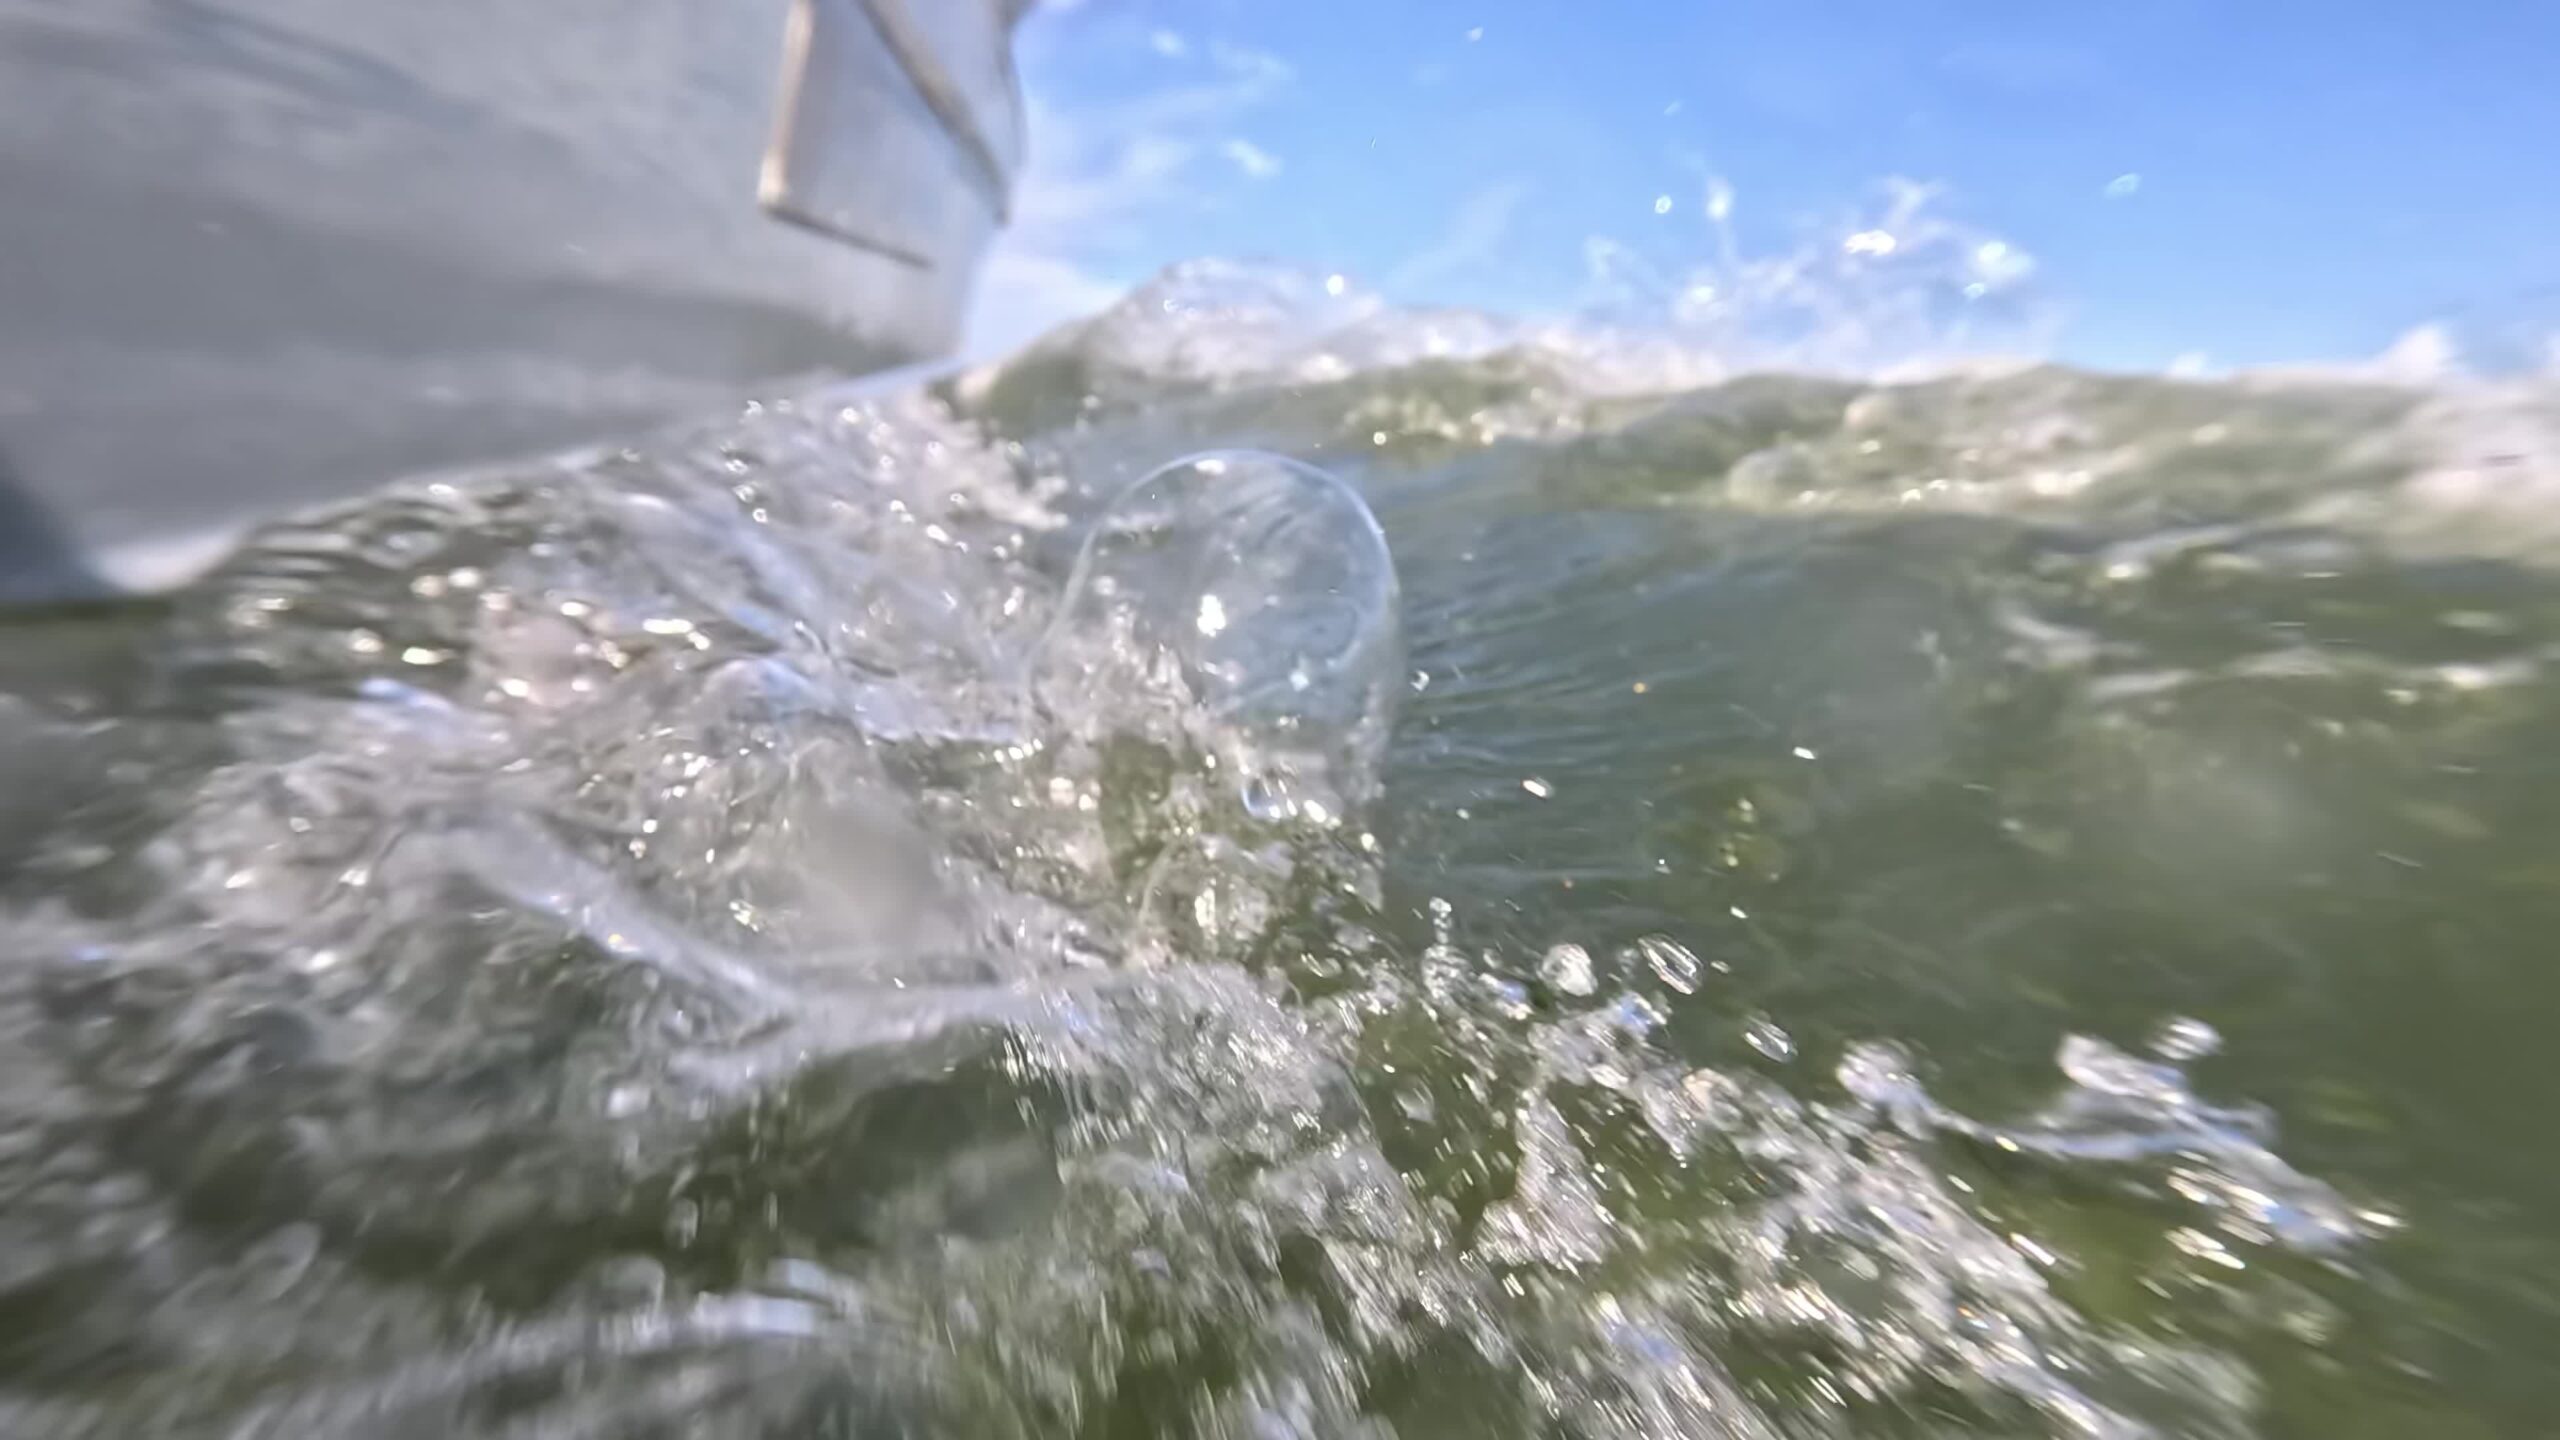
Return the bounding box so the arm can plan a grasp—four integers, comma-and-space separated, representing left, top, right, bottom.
973, 0, 2559, 374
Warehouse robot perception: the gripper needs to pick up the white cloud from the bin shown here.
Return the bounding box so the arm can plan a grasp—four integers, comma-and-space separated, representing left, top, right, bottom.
1385, 178, 1536, 295
1012, 117, 1197, 238
965, 23, 1296, 356
1005, 52, 1292, 238
1221, 138, 1282, 180
1206, 40, 1295, 86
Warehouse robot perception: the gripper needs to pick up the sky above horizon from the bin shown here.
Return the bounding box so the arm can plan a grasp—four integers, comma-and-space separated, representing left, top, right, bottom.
968, 0, 2559, 377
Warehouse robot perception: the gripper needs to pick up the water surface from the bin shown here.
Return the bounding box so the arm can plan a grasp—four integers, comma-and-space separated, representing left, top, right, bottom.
1, 267, 2554, 1436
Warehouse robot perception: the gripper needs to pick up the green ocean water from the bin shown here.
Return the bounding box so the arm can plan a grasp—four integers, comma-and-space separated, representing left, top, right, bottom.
0, 270, 2554, 1436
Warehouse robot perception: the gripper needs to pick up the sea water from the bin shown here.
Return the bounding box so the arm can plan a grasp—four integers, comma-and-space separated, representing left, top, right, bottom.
0, 258, 2555, 1436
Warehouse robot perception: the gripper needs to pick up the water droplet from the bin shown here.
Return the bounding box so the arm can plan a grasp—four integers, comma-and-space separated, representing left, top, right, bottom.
1635, 935, 1702, 995
2058, 1034, 2183, 1102
1611, 992, 1667, 1035
2150, 1016, 2223, 1062
1744, 1017, 1795, 1062
1522, 777, 1553, 798
1836, 1042, 1915, 1103
1539, 942, 1597, 996
1240, 773, 1292, 821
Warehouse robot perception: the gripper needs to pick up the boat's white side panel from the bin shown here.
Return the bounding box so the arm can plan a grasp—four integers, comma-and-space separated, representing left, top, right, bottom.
0, 0, 1023, 603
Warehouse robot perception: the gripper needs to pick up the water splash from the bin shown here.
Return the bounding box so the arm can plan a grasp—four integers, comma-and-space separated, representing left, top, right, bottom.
1041, 449, 1403, 824
1, 289, 2524, 1435
965, 182, 2052, 426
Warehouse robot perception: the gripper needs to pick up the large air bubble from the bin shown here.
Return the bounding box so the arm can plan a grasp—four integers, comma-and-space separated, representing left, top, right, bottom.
1047, 450, 1402, 822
